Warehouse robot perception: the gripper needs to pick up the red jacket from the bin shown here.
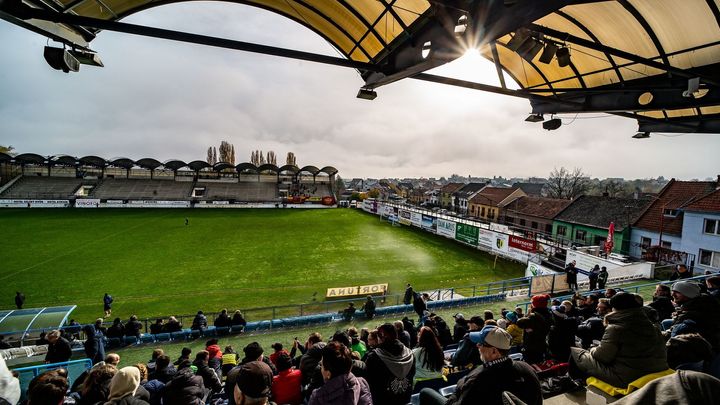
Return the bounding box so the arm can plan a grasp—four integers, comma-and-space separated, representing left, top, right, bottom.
272, 368, 302, 405
206, 344, 222, 359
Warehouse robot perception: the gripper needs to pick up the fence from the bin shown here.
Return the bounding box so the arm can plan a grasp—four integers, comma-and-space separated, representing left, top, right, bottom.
12, 359, 92, 402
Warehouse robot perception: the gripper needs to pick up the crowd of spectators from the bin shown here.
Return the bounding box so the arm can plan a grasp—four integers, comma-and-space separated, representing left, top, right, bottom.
5, 276, 720, 404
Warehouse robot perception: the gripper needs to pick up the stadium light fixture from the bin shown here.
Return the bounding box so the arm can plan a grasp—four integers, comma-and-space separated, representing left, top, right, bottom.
632, 131, 651, 139
356, 88, 377, 100
525, 113, 544, 123
539, 43, 558, 64
542, 118, 562, 130
517, 38, 544, 62
556, 47, 571, 67
506, 29, 530, 51
43, 46, 80, 73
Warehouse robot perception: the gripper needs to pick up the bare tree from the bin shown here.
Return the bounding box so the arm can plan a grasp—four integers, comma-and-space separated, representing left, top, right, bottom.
230, 145, 235, 165
543, 167, 590, 199
206, 147, 213, 164
266, 151, 277, 166
219, 141, 234, 164
212, 147, 217, 165
286, 152, 296, 166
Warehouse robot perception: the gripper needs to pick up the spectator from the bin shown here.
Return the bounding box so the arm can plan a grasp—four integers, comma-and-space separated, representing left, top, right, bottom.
163, 316, 182, 333
547, 305, 577, 362
565, 260, 578, 291
233, 361, 274, 405
107, 318, 125, 339
132, 364, 152, 404
146, 349, 164, 375
105, 353, 121, 367
45, 330, 72, 364
190, 311, 207, 331
205, 339, 223, 377
649, 284, 676, 324
231, 310, 247, 330
348, 327, 367, 359
430, 314, 453, 347
270, 342, 289, 367
104, 366, 149, 405
14, 291, 25, 309
395, 321, 412, 348
0, 357, 20, 405
452, 313, 469, 344
505, 312, 522, 352
402, 317, 418, 349
605, 288, 618, 298
706, 276, 720, 300
28, 370, 69, 405
149, 319, 163, 335
222, 345, 240, 377
576, 298, 611, 349
83, 324, 105, 365
670, 264, 692, 281
149, 355, 176, 384
214, 309, 232, 328
666, 333, 714, 371
517, 294, 553, 364
104, 293, 114, 318
404, 284, 414, 305
589, 265, 600, 291
192, 350, 222, 393
413, 293, 428, 323
612, 370, 720, 404
125, 315, 143, 339
361, 296, 376, 319
365, 323, 415, 404
496, 309, 509, 330
272, 352, 302, 405
420, 326, 541, 405
78, 364, 117, 405
308, 342, 372, 405
242, 342, 278, 376
173, 347, 191, 366
95, 318, 107, 336
451, 316, 483, 368
667, 281, 720, 351
412, 326, 444, 385
598, 266, 609, 290
570, 292, 668, 387
161, 361, 205, 405
342, 303, 356, 322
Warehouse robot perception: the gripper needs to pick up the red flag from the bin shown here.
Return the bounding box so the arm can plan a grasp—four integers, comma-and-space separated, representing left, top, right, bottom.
604, 222, 615, 254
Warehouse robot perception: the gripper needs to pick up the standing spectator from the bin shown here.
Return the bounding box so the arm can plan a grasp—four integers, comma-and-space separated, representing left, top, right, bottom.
190, 311, 207, 331
412, 327, 444, 385
308, 342, 372, 405
516, 294, 553, 364
404, 284, 414, 305
233, 361, 274, 405
365, 323, 415, 404
361, 296, 376, 319
565, 261, 578, 291
272, 353, 302, 405
589, 265, 600, 291
83, 324, 105, 365
413, 293, 428, 324
45, 330, 72, 364
598, 266, 609, 290
103, 293, 114, 318
420, 326, 541, 405
14, 292, 24, 309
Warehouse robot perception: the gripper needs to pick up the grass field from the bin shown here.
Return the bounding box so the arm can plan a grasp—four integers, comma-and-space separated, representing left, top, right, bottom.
0, 208, 525, 324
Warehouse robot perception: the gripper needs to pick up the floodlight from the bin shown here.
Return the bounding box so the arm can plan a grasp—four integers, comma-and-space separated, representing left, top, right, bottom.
542, 118, 562, 130
68, 50, 104, 67
683, 77, 700, 98
356, 88, 377, 100
539, 43, 558, 64
44, 46, 80, 73
632, 132, 650, 139
525, 114, 544, 123
518, 39, 543, 62
506, 29, 530, 51
556, 47, 571, 67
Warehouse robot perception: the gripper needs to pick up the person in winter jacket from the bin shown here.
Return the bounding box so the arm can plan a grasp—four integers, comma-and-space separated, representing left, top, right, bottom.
365, 323, 415, 404
191, 350, 222, 393
233, 361, 276, 405
103, 366, 149, 405
77, 364, 116, 405
161, 362, 205, 405
106, 318, 125, 339
308, 342, 372, 405
361, 295, 376, 319
205, 339, 223, 378
148, 355, 176, 384
648, 284, 676, 324
190, 311, 207, 331
45, 330, 72, 364
547, 305, 577, 362
84, 324, 106, 365
451, 316, 483, 368
517, 294, 553, 364
272, 352, 302, 405
124, 315, 142, 339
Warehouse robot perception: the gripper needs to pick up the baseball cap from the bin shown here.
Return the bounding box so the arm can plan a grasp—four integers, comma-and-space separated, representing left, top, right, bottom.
236, 361, 273, 398
469, 326, 511, 350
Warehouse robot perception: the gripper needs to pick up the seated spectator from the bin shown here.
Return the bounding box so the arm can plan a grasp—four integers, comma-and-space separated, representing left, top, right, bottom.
667, 281, 720, 352
309, 342, 372, 405
452, 313, 469, 344
104, 366, 149, 404
270, 342, 289, 367
670, 264, 692, 280
0, 357, 20, 405
612, 370, 720, 404
361, 295, 376, 319
78, 364, 117, 405
402, 317, 418, 348
149, 319, 163, 335
517, 294, 553, 364
342, 303, 357, 321
412, 326, 444, 385
149, 355, 176, 384
233, 361, 274, 405
146, 349, 164, 374
242, 342, 278, 376
105, 353, 121, 367
365, 323, 415, 404
451, 316, 483, 368
173, 347, 191, 366
222, 345, 240, 377
191, 350, 222, 393
106, 318, 125, 339
505, 312, 523, 352
649, 284, 676, 324
205, 339, 223, 377
576, 298, 611, 349
420, 325, 541, 405
707, 276, 720, 300
348, 327, 367, 359
190, 311, 207, 331
163, 316, 182, 333
214, 309, 232, 328
666, 333, 714, 371
124, 315, 143, 339
231, 310, 247, 329
605, 288, 618, 298
430, 314, 453, 347
496, 309, 509, 330
161, 362, 205, 405
132, 364, 152, 403
45, 329, 72, 364
395, 320, 412, 348
28, 370, 69, 405
272, 352, 302, 405
570, 292, 668, 387
95, 318, 108, 336
330, 331, 366, 379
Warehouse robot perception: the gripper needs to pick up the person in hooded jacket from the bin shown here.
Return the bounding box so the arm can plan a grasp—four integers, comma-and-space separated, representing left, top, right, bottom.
517, 295, 553, 364
547, 305, 577, 362
364, 323, 415, 404
308, 341, 372, 405
667, 281, 720, 352
161, 361, 205, 405
191, 350, 222, 394
77, 364, 116, 405
205, 339, 223, 378
272, 352, 302, 405
103, 366, 149, 405
84, 324, 106, 365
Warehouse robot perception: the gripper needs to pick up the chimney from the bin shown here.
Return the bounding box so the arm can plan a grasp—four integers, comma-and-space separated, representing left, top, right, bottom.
716, 175, 720, 190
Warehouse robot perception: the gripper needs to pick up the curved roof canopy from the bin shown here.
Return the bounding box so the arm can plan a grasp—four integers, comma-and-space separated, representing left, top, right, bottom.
298, 165, 318, 175
163, 159, 187, 171
319, 166, 338, 176
3, 0, 716, 133
51, 155, 78, 166
188, 160, 212, 172
257, 163, 279, 173
109, 157, 135, 169
136, 158, 163, 170
14, 153, 46, 165
79, 156, 107, 167
279, 164, 300, 174
213, 161, 235, 172
0, 152, 12, 162
236, 162, 258, 173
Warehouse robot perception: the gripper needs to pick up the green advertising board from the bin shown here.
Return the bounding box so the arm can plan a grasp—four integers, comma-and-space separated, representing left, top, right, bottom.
455, 223, 479, 245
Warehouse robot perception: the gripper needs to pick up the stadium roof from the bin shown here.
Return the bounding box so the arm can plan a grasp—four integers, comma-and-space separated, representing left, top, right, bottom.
0, 305, 76, 335
1, 1, 719, 134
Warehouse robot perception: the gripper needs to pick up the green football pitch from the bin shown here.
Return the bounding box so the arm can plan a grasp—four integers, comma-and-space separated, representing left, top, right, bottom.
0, 208, 525, 324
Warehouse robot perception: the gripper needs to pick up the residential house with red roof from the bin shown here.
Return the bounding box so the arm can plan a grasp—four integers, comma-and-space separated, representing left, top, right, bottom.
439, 182, 464, 209
504, 196, 572, 236
679, 187, 720, 273
453, 182, 487, 215
630, 178, 720, 263
468, 186, 526, 222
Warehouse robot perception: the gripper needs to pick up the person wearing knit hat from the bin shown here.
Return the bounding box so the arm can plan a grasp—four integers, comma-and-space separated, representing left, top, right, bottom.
665, 280, 720, 352
671, 281, 701, 304
504, 312, 523, 349
104, 366, 144, 404
0, 357, 20, 405
531, 294, 550, 309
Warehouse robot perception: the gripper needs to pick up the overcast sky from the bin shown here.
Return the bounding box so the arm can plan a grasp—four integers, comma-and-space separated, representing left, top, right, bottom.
1, 3, 718, 180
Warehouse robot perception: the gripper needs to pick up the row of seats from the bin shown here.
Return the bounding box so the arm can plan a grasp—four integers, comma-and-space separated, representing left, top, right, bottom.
0, 176, 82, 198
91, 178, 193, 200
195, 181, 279, 201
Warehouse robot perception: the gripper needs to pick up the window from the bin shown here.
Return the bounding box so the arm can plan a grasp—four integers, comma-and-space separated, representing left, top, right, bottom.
594, 236, 606, 245
481, 207, 485, 217
557, 226, 567, 236
531, 221, 538, 229
519, 219, 526, 226
489, 210, 495, 220
704, 219, 719, 235
661, 240, 672, 249
700, 249, 720, 268
506, 216, 514, 224
663, 208, 679, 217
545, 224, 553, 233
575, 230, 587, 241
641, 237, 651, 248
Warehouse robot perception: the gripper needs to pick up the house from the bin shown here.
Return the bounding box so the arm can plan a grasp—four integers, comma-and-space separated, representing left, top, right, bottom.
553, 195, 651, 254
468, 187, 526, 222
453, 182, 487, 214
425, 188, 440, 206
512, 182, 546, 197
630, 178, 719, 259
679, 188, 720, 272
504, 196, 572, 236
440, 182, 464, 209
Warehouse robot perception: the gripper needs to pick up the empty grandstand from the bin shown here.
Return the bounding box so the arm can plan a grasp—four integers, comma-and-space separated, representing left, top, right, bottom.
92, 178, 194, 200
194, 180, 279, 202
0, 176, 83, 199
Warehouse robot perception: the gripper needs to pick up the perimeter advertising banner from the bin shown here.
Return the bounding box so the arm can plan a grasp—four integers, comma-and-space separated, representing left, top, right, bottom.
493, 232, 509, 254
410, 212, 423, 227
455, 223, 479, 245
381, 204, 396, 217
508, 235, 537, 252
421, 215, 436, 231
478, 229, 495, 250
75, 199, 100, 208
362, 199, 378, 213
399, 209, 412, 225
437, 218, 456, 238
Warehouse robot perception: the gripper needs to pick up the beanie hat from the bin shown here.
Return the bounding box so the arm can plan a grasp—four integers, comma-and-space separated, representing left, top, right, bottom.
505, 312, 518, 324
275, 352, 293, 372
243, 342, 264, 361
236, 361, 273, 398
551, 305, 567, 318
610, 292, 642, 311
531, 294, 550, 309
671, 281, 701, 299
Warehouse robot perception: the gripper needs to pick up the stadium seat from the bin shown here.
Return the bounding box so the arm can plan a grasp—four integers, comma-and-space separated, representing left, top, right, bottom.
106, 338, 122, 348
230, 325, 245, 334
123, 336, 139, 345
140, 334, 155, 344
154, 333, 171, 342
439, 384, 457, 397
215, 327, 229, 336
203, 326, 217, 337
171, 331, 189, 341
586, 369, 674, 397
